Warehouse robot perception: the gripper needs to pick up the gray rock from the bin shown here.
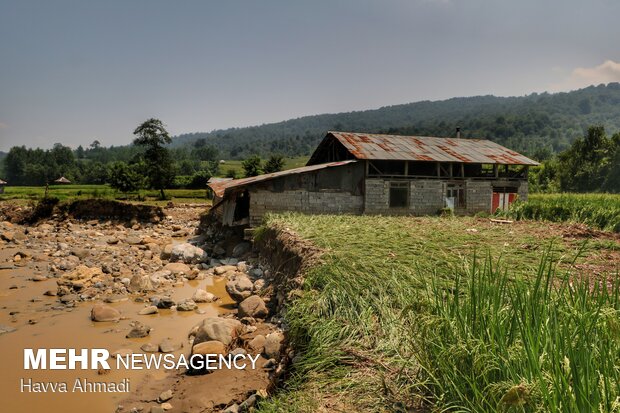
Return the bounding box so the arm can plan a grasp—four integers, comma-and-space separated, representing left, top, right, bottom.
160, 244, 174, 260
238, 295, 268, 319
0, 325, 17, 335
60, 294, 78, 304
239, 394, 257, 410
159, 338, 182, 353
158, 389, 173, 402
162, 262, 191, 275
248, 335, 266, 353
170, 243, 207, 264
222, 404, 239, 413
90, 304, 120, 322
139, 305, 159, 315
189, 317, 243, 346
229, 347, 247, 356
71, 248, 90, 259
140, 343, 159, 353
126, 321, 151, 338
129, 274, 154, 292
232, 242, 251, 258
264, 331, 284, 359
125, 236, 143, 245
192, 289, 216, 303
104, 295, 128, 303
225, 275, 254, 302
176, 299, 197, 311
155, 296, 175, 309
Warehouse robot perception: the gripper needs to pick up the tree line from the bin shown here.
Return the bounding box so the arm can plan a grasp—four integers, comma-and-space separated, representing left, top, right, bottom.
529, 125, 620, 193
1, 120, 221, 192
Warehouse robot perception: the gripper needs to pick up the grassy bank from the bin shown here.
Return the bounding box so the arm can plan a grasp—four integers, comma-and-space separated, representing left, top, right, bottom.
505, 193, 620, 232
257, 214, 620, 412
0, 185, 210, 204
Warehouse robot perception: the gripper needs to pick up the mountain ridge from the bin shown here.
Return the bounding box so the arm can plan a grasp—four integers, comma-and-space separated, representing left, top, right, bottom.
169, 83, 620, 159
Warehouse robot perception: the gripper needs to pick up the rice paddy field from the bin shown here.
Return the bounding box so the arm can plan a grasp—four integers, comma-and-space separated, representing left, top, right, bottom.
257, 213, 620, 412
505, 193, 620, 233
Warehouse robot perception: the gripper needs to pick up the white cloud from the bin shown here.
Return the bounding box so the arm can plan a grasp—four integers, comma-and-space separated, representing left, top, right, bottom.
550, 60, 620, 92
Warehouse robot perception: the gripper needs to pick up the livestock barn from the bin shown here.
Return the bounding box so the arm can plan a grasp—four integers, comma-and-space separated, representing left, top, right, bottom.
208, 131, 538, 227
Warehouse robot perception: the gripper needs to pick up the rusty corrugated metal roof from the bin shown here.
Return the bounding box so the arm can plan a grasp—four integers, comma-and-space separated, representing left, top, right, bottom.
325, 131, 539, 165
208, 160, 357, 198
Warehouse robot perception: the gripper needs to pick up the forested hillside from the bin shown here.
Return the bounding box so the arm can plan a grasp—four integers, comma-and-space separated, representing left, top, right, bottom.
172, 83, 620, 159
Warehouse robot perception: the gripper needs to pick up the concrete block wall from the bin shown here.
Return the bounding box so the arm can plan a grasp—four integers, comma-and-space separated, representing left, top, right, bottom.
249, 189, 363, 226
410, 180, 444, 215
465, 180, 493, 213
364, 179, 389, 213
517, 181, 528, 202
364, 179, 444, 215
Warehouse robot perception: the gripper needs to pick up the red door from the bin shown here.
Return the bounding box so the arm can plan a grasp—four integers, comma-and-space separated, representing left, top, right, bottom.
492, 192, 517, 212
492, 192, 500, 212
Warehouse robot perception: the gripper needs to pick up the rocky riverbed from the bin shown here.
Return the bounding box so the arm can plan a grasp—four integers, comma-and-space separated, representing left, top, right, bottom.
0, 203, 287, 413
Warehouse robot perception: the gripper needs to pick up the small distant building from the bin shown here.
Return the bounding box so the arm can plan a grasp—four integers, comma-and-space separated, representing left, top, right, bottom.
208, 131, 538, 227
54, 176, 72, 184
0, 178, 6, 194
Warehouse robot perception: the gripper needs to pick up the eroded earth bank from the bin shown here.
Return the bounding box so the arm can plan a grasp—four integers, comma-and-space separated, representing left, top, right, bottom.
0, 201, 296, 413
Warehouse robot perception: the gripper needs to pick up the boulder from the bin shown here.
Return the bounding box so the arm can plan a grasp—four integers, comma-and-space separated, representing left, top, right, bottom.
161, 244, 174, 260
125, 236, 143, 245
248, 335, 266, 353
159, 338, 182, 353
192, 289, 216, 303
90, 304, 120, 322
264, 331, 284, 359
225, 275, 254, 302
140, 343, 159, 353
191, 340, 226, 356
232, 242, 251, 258
155, 296, 176, 309
129, 274, 154, 292
214, 265, 238, 275
158, 389, 173, 402
126, 321, 151, 338
177, 299, 197, 311
163, 262, 191, 275
238, 295, 268, 319
70, 248, 90, 259
170, 243, 207, 264
139, 305, 159, 315
150, 270, 172, 287
190, 317, 243, 346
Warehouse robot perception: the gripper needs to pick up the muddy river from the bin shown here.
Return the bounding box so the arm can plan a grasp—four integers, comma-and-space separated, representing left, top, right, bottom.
0, 262, 234, 412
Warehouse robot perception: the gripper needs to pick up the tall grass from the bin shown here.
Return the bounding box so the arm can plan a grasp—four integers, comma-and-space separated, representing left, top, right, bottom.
505, 193, 620, 232
256, 214, 620, 412
416, 249, 620, 412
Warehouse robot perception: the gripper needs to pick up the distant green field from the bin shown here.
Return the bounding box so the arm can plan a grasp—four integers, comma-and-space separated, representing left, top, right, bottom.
0, 185, 210, 204
216, 156, 309, 178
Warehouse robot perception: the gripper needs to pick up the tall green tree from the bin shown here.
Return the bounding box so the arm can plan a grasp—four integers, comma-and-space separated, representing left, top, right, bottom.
263, 154, 284, 173
133, 118, 176, 199
557, 126, 612, 192
108, 162, 144, 194
242, 155, 262, 177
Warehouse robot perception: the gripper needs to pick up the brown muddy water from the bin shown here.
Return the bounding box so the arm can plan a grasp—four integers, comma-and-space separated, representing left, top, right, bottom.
0, 261, 235, 413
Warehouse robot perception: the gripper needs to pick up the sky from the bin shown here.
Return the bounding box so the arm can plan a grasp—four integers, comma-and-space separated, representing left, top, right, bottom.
1, 0, 620, 151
